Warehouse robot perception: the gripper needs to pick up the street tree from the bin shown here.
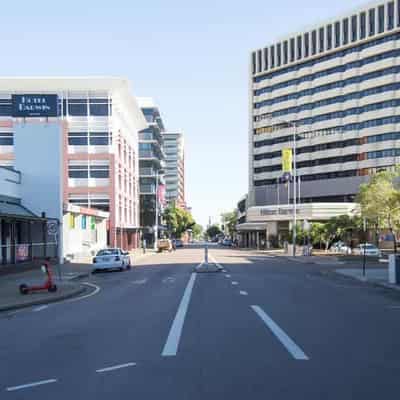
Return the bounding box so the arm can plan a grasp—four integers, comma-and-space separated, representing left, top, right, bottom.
192, 224, 203, 240
164, 203, 196, 239
220, 210, 237, 237
206, 224, 222, 239
357, 169, 400, 252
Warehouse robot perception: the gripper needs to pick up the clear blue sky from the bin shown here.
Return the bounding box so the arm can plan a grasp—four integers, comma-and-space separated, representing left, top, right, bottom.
1, 0, 368, 227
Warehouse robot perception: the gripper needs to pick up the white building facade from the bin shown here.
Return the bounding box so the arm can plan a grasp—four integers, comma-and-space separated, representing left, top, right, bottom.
162, 132, 186, 207
243, 0, 400, 246
0, 77, 147, 256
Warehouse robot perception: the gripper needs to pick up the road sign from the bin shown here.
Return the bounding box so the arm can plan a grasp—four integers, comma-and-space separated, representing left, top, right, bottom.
47, 222, 57, 235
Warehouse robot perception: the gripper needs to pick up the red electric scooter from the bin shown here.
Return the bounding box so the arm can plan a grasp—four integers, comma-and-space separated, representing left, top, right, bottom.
19, 259, 57, 295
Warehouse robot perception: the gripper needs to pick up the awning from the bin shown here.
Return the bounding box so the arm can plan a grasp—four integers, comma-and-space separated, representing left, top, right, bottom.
0, 201, 42, 220
236, 222, 268, 232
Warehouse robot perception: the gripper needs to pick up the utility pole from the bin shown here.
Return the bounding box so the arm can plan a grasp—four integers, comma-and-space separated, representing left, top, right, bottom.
292, 122, 297, 257
154, 169, 159, 250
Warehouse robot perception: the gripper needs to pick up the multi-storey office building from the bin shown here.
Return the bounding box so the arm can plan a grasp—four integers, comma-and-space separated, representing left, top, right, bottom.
243, 0, 400, 247
162, 132, 186, 207
0, 77, 147, 252
137, 98, 166, 245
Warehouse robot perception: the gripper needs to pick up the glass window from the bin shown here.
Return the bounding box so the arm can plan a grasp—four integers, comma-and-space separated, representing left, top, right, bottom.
351, 15, 357, 41
270, 46, 275, 68
369, 8, 375, 36
68, 99, 87, 116
311, 30, 317, 55
277, 43, 282, 66
360, 12, 366, 38
327, 25, 332, 49
319, 27, 324, 52
304, 33, 309, 57
388, 1, 394, 29
290, 38, 295, 61
89, 132, 110, 146
69, 165, 88, 179
252, 52, 256, 74
90, 165, 109, 179
0, 100, 12, 117
257, 49, 262, 72
283, 41, 288, 64
297, 36, 302, 59
68, 132, 88, 146
89, 100, 109, 116
398, 0, 400, 26
378, 5, 385, 33
0, 132, 13, 145
343, 18, 349, 45
334, 21, 340, 47
263, 48, 268, 70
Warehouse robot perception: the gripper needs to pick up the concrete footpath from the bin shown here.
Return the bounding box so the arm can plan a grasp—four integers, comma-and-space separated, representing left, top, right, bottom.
0, 248, 157, 313
334, 267, 400, 291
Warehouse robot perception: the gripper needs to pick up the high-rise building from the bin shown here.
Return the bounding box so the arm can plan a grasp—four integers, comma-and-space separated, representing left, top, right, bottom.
137, 98, 166, 245
0, 77, 147, 251
162, 132, 186, 207
241, 1, 400, 247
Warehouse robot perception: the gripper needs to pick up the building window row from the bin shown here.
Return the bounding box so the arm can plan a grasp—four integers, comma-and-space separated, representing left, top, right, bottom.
367, 148, 400, 158
254, 46, 400, 98
255, 98, 400, 130
254, 169, 358, 186
68, 164, 110, 179
254, 137, 360, 161
255, 81, 400, 119
68, 131, 111, 146
254, 153, 359, 174
253, 29, 400, 83
0, 132, 13, 145
254, 63, 400, 108
68, 196, 110, 212
253, 115, 400, 145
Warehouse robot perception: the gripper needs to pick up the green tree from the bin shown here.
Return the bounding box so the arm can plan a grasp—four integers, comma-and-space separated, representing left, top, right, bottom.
220, 210, 237, 237
357, 169, 400, 252
206, 224, 222, 239
164, 203, 195, 239
192, 224, 203, 239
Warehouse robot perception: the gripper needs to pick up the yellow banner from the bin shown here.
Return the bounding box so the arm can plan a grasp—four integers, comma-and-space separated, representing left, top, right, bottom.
282, 148, 292, 173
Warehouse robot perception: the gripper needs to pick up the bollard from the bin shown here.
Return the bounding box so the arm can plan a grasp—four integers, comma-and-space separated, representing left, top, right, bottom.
205, 244, 209, 264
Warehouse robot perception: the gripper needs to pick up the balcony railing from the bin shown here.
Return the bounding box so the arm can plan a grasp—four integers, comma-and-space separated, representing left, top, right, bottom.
140, 184, 156, 194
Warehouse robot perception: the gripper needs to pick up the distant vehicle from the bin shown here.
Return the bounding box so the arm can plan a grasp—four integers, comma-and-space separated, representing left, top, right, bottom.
211, 237, 219, 243
354, 243, 381, 257
173, 239, 184, 248
222, 238, 233, 247
331, 241, 351, 254
158, 239, 172, 252
92, 248, 131, 273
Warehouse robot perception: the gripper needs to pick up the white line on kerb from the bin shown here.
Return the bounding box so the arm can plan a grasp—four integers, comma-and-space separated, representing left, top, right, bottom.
6, 379, 57, 391
96, 362, 136, 373
32, 305, 48, 312
65, 282, 100, 303
251, 305, 309, 360
239, 291, 248, 296
162, 272, 197, 357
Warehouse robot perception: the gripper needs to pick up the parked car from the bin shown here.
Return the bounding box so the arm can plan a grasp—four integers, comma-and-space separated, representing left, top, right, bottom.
173, 239, 184, 248
354, 243, 381, 257
158, 239, 172, 252
222, 238, 233, 246
92, 248, 131, 273
331, 241, 351, 254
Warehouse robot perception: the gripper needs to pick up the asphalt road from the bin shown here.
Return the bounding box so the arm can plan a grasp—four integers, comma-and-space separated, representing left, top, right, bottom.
1, 244, 400, 399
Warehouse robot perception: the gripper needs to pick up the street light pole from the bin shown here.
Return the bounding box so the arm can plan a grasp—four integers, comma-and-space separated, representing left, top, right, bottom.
154, 169, 158, 250
292, 122, 297, 257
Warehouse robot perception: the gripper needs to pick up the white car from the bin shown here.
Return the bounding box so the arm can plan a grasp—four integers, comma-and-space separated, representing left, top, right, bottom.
92, 248, 132, 272
354, 243, 381, 257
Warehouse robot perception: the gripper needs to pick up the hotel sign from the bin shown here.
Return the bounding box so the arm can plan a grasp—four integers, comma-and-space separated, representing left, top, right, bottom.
12, 94, 58, 117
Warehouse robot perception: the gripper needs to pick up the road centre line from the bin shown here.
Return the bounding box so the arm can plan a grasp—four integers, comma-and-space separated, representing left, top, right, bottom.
162, 272, 197, 357
251, 305, 309, 360
6, 379, 57, 392
96, 362, 136, 373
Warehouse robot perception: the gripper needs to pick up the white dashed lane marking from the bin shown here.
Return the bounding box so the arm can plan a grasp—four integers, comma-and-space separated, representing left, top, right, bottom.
239, 291, 248, 296
6, 379, 58, 392
96, 362, 136, 373
232, 281, 239, 285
